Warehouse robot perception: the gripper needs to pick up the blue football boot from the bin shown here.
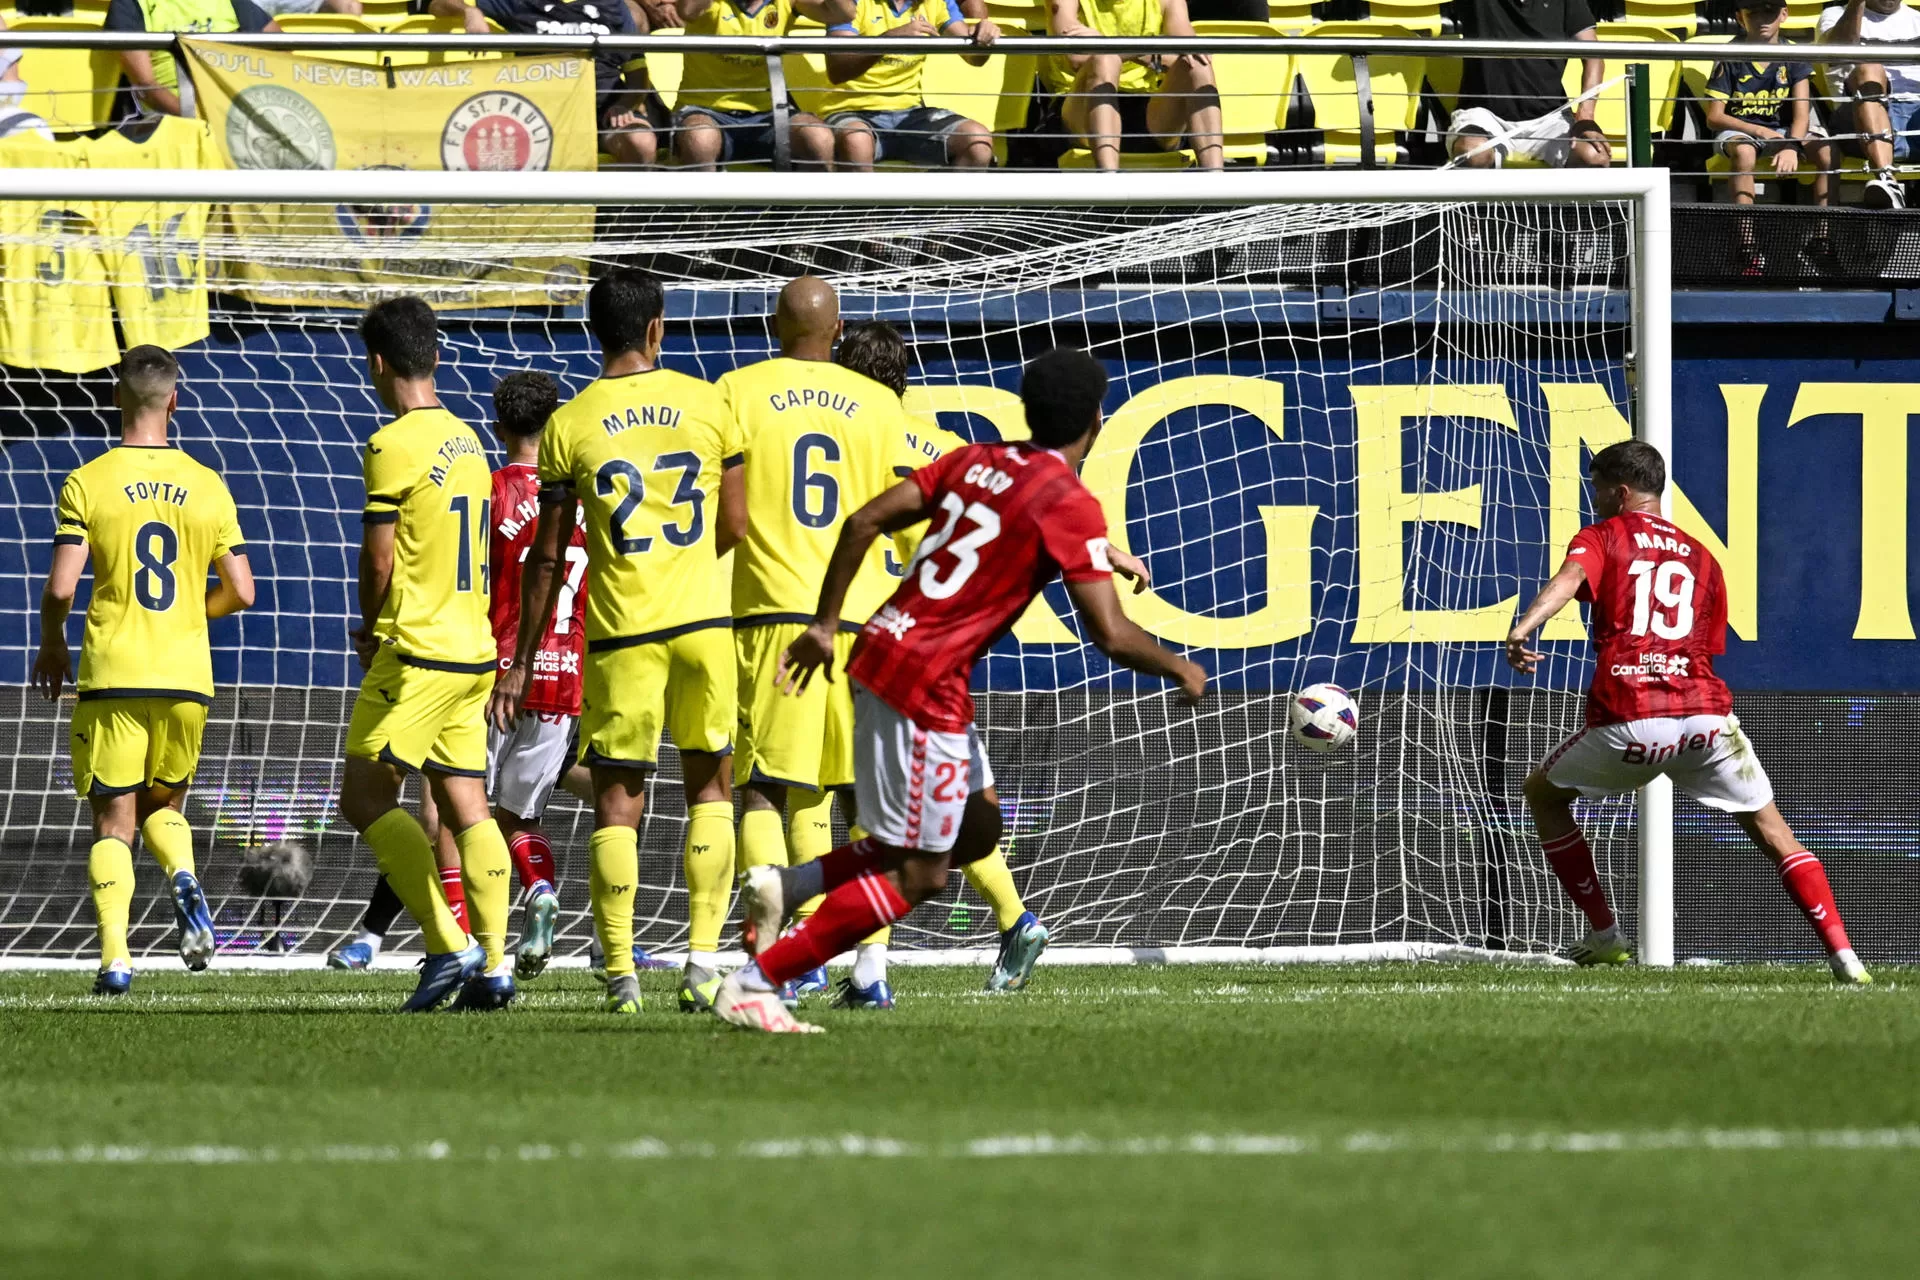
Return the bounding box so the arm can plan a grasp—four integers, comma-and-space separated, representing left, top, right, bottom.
793, 965, 830, 997
327, 940, 377, 971
170, 870, 216, 971
514, 883, 559, 981
449, 970, 517, 1012
92, 960, 133, 997
830, 976, 896, 1011
400, 941, 485, 1013
985, 911, 1050, 993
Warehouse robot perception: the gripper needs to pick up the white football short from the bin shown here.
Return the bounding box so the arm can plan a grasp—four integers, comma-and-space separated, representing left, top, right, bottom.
487, 712, 577, 821
852, 681, 994, 854
1542, 713, 1774, 814
1446, 105, 1575, 167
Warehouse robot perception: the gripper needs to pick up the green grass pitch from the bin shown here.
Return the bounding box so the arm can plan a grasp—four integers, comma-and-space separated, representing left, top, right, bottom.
0, 963, 1914, 1278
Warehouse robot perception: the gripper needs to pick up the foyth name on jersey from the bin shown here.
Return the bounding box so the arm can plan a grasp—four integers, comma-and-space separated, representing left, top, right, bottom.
120, 481, 191, 506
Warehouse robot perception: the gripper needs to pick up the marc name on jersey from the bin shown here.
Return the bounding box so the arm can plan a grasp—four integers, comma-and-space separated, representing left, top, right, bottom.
121, 481, 190, 506
766, 387, 861, 417
429, 434, 486, 487
602, 404, 684, 436
1631, 529, 1692, 556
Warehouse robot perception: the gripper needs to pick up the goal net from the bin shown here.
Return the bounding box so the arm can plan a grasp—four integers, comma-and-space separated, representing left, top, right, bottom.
0, 172, 1668, 966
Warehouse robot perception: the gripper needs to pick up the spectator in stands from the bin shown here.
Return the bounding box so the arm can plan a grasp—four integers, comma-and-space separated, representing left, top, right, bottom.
672, 0, 854, 169
436, 0, 657, 165
1705, 2, 1834, 211
105, 0, 280, 118
1, 21, 56, 141
251, 0, 362, 16
1818, 0, 1915, 208
1043, 0, 1223, 171
1446, 0, 1608, 168
821, 0, 999, 170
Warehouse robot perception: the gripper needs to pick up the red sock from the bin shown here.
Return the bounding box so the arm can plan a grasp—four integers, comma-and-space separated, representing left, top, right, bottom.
815, 838, 885, 894
1779, 850, 1853, 956
508, 830, 558, 893
756, 871, 909, 985
439, 865, 470, 934
1541, 828, 1615, 931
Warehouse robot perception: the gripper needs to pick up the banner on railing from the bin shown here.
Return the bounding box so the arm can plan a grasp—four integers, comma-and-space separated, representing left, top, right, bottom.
181, 39, 595, 310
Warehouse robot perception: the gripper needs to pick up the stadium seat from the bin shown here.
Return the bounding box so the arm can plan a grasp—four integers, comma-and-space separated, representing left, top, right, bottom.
1267, 0, 1314, 32
1293, 21, 1423, 166
647, 26, 682, 112
382, 13, 509, 65
1781, 0, 1823, 35
915, 34, 1036, 167
1570, 24, 1682, 160
4, 17, 119, 132
1620, 0, 1699, 37
271, 14, 387, 66
779, 29, 830, 120
1365, 0, 1443, 35
1057, 22, 1286, 169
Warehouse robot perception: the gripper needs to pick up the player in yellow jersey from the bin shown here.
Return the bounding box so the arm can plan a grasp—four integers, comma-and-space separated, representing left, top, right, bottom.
672, 0, 854, 170
491, 269, 741, 1016
821, 0, 997, 170
833, 320, 1056, 995
719, 277, 919, 1008
337, 297, 518, 1014
32, 347, 255, 996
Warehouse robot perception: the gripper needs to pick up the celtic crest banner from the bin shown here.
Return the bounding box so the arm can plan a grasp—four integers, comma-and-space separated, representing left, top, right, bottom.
182, 40, 595, 310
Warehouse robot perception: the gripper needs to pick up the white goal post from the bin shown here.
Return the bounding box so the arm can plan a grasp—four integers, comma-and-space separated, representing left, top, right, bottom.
0, 168, 1673, 968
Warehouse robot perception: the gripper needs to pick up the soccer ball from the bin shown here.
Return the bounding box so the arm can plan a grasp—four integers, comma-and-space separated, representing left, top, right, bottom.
1288, 683, 1358, 754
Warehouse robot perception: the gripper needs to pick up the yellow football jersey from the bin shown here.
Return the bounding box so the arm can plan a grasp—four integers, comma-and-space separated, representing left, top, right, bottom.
1043, 0, 1164, 95
720, 357, 917, 624
843, 402, 967, 622
539, 368, 734, 646
0, 133, 117, 375
55, 444, 245, 703
87, 119, 214, 354
820, 0, 967, 116
680, 0, 798, 114
362, 407, 496, 670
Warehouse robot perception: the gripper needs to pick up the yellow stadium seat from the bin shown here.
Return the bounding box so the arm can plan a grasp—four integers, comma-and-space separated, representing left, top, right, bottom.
382, 13, 508, 65
1547, 23, 1681, 163
915, 34, 1036, 167
271, 13, 385, 66
1267, 0, 1314, 32
1679, 29, 1733, 104
647, 26, 682, 112
1293, 22, 1424, 165
1620, 0, 1698, 37
5, 17, 119, 132
985, 0, 1046, 26
780, 30, 831, 121
1781, 0, 1822, 34
1365, 0, 1443, 35
1058, 20, 1285, 168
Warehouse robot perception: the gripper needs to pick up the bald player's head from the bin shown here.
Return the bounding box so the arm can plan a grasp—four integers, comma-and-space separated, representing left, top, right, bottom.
118, 345, 179, 415
776, 275, 841, 355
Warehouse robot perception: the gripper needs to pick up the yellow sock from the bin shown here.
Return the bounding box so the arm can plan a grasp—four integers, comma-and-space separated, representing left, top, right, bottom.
739, 806, 785, 871
89, 837, 135, 969
140, 809, 195, 878
787, 788, 835, 923
965, 847, 1027, 933
363, 807, 466, 954
684, 801, 735, 956
847, 821, 889, 946
590, 826, 639, 979
456, 818, 513, 972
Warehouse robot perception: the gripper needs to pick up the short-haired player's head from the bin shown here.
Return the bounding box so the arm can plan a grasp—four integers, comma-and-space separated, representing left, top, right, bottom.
117, 345, 179, 416
588, 268, 666, 357
493, 371, 559, 441
359, 296, 439, 379
836, 320, 909, 397
1588, 440, 1666, 518
1020, 347, 1109, 451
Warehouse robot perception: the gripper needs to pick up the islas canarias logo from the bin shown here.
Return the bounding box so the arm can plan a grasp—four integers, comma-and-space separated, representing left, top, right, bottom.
440, 92, 556, 171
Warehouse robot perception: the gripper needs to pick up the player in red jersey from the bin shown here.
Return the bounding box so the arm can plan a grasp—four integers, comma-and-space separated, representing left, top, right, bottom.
709, 347, 1207, 1033
1507, 440, 1869, 983
481, 372, 595, 979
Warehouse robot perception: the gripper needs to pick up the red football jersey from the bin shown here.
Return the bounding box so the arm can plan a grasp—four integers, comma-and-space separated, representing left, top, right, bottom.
847, 442, 1113, 733
1566, 509, 1732, 728
490, 463, 588, 717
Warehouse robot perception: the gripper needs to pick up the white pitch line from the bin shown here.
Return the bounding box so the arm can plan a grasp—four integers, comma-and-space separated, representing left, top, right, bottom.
9, 1128, 1920, 1167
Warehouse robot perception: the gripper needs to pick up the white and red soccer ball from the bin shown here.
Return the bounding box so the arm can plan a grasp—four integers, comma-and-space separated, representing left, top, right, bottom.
1288, 683, 1358, 754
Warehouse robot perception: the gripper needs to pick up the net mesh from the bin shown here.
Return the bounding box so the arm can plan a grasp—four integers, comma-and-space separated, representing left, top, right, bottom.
0, 194, 1642, 962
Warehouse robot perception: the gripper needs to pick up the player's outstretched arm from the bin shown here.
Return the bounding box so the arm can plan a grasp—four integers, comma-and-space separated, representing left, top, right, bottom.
779, 478, 933, 694
206, 552, 256, 620
1066, 575, 1206, 704
1505, 559, 1588, 674
32, 542, 88, 701
355, 522, 396, 672
490, 500, 577, 731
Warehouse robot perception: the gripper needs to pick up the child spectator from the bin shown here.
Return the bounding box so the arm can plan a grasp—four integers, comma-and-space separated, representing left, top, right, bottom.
1704, 0, 1833, 210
